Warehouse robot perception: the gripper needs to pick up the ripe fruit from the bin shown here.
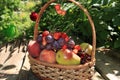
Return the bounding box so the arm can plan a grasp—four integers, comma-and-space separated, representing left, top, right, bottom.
73, 49, 78, 54
30, 12, 38, 21
52, 41, 61, 50
79, 53, 91, 64
53, 32, 62, 40
39, 49, 56, 64
62, 45, 67, 50
80, 43, 92, 55
28, 40, 40, 58
74, 45, 81, 51
56, 49, 81, 65
46, 44, 52, 50
37, 34, 42, 42
42, 36, 47, 46
28, 31, 92, 65
58, 38, 66, 47
61, 32, 68, 39
42, 30, 50, 36
46, 34, 54, 43
67, 39, 75, 49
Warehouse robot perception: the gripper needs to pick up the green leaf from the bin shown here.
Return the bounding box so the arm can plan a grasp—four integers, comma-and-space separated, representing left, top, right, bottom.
103, 0, 109, 6
113, 15, 120, 26
90, 0, 101, 5
114, 37, 120, 48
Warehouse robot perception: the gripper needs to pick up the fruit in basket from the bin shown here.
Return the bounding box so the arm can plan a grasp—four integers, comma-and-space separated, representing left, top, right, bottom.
80, 43, 92, 55
53, 32, 62, 40
67, 39, 75, 49
42, 36, 47, 46
58, 37, 66, 47
78, 52, 91, 64
28, 40, 40, 57
46, 34, 54, 43
61, 32, 69, 42
28, 31, 92, 65
42, 30, 50, 36
56, 49, 81, 65
30, 12, 38, 21
39, 49, 56, 64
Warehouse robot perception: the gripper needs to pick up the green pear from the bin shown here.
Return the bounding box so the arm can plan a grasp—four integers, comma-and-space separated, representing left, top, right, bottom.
56, 49, 81, 65
80, 43, 93, 55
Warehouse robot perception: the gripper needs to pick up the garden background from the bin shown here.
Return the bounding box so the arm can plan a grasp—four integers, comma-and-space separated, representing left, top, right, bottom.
0, 0, 120, 49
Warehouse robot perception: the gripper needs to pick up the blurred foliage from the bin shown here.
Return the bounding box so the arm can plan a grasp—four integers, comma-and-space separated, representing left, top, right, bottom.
0, 0, 40, 44
32, 0, 120, 49
0, 0, 120, 49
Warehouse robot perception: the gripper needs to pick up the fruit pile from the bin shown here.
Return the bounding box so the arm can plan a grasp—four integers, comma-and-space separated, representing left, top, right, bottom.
28, 31, 92, 65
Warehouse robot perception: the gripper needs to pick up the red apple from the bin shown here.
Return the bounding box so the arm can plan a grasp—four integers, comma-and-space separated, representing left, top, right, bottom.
28, 40, 40, 58
30, 12, 38, 21
39, 49, 56, 64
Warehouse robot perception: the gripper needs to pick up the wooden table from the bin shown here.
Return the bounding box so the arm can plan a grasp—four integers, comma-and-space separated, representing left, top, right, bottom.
0, 40, 119, 80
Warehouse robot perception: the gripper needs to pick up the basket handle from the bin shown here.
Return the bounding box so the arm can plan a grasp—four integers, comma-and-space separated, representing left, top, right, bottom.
33, 0, 96, 61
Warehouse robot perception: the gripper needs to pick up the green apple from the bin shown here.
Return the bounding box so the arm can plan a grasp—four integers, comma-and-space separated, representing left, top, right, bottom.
80, 43, 92, 55
56, 49, 81, 65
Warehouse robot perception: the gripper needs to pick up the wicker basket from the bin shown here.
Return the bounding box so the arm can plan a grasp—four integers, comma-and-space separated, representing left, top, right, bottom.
28, 0, 96, 80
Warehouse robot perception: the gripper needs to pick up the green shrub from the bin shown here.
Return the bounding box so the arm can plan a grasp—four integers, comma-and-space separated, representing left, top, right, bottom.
33, 0, 120, 49
0, 0, 39, 44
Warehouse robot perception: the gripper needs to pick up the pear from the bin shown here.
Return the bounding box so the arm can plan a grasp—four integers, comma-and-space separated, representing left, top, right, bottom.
80, 43, 92, 55
56, 49, 81, 65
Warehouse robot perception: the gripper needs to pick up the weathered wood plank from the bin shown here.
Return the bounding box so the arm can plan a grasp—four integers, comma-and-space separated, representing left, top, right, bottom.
95, 52, 120, 80
0, 43, 26, 80
92, 70, 105, 80
17, 51, 39, 80
0, 41, 21, 67
17, 52, 30, 80
0, 44, 12, 65
0, 44, 7, 53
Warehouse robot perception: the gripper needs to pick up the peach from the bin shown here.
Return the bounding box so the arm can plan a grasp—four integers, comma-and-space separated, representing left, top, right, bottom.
28, 40, 40, 58
39, 49, 56, 64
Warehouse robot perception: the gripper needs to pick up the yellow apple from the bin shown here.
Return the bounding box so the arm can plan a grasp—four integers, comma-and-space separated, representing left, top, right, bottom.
80, 43, 93, 55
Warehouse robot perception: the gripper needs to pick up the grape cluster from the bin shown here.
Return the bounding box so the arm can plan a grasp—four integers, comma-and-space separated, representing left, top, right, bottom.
77, 51, 91, 64
37, 31, 76, 52
36, 31, 91, 64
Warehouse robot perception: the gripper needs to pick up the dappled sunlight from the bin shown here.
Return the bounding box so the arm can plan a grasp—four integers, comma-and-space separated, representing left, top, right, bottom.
105, 62, 110, 66
106, 73, 120, 80
95, 51, 120, 80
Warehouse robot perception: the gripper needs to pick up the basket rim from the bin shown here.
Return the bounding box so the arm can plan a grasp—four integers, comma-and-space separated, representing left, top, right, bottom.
29, 55, 95, 70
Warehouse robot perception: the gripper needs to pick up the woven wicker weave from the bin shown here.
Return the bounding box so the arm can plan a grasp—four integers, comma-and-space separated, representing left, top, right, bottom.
28, 0, 96, 80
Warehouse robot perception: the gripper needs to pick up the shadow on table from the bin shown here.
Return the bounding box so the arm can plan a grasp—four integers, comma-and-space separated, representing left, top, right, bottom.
95, 51, 120, 80
0, 69, 39, 80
